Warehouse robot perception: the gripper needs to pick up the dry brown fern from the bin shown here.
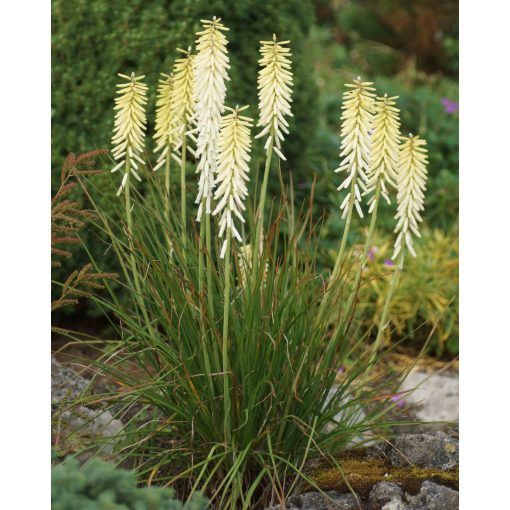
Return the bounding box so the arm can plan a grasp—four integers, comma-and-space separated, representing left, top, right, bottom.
51, 150, 117, 315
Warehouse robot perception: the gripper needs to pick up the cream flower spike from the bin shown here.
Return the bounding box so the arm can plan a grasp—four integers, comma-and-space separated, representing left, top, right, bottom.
213, 105, 253, 259
335, 78, 376, 218
194, 17, 230, 221
392, 134, 429, 264
254, 34, 293, 160
111, 73, 148, 196
365, 94, 401, 213
153, 73, 178, 172
170, 47, 196, 156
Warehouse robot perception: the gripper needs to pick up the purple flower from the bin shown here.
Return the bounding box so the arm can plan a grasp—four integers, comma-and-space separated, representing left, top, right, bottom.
390, 393, 406, 408
383, 258, 395, 267
337, 367, 346, 374
441, 97, 459, 115
367, 246, 378, 262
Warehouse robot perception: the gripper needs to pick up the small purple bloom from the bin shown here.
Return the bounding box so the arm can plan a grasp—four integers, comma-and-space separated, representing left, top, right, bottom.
383, 258, 395, 267
390, 393, 406, 408
441, 97, 459, 114
337, 367, 346, 374
367, 246, 378, 261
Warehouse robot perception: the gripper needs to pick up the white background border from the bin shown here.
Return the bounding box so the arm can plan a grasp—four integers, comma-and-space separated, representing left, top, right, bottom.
1, 0, 509, 508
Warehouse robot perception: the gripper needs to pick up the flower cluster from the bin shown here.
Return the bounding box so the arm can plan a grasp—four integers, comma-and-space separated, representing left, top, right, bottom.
153, 73, 177, 171
111, 73, 148, 196
255, 34, 293, 160
194, 17, 230, 220
392, 134, 429, 262
170, 47, 196, 155
213, 106, 253, 258
365, 94, 401, 212
336, 79, 376, 218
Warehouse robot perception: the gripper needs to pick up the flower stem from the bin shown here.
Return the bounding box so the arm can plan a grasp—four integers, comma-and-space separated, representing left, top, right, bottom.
319, 176, 357, 317
124, 159, 153, 338
205, 212, 215, 319
222, 232, 232, 444
339, 182, 382, 331
180, 133, 187, 256
164, 152, 172, 256
198, 201, 205, 297
332, 177, 357, 283
370, 253, 403, 364
253, 134, 274, 275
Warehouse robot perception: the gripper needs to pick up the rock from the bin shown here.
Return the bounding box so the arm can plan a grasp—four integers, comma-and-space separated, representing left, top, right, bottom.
51, 356, 123, 456
400, 371, 458, 424
324, 388, 372, 445
279, 491, 362, 510
389, 432, 458, 470
52, 356, 90, 402
327, 492, 363, 510
369, 482, 403, 510
296, 491, 325, 509
406, 481, 459, 510
381, 500, 406, 510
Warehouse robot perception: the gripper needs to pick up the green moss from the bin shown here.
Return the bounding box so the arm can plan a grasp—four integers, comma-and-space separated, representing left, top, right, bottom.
305, 450, 458, 496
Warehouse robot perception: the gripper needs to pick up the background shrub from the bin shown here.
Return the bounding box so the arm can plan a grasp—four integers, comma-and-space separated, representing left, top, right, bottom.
51, 0, 318, 319
51, 0, 317, 171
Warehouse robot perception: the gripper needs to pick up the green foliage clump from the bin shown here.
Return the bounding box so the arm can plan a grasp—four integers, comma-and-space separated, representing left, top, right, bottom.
52, 456, 207, 510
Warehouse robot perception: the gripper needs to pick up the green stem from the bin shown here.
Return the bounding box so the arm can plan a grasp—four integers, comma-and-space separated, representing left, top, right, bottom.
370, 252, 403, 364
253, 134, 274, 275
222, 232, 232, 445
198, 202, 205, 297
206, 211, 215, 319
180, 134, 187, 255
319, 176, 357, 317
164, 152, 172, 256
124, 158, 153, 339
339, 182, 382, 331
332, 177, 357, 283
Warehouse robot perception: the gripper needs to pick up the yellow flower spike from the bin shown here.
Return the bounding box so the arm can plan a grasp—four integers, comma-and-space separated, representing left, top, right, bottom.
194, 17, 230, 221
213, 105, 253, 259
254, 34, 293, 161
392, 134, 429, 263
336, 78, 376, 218
153, 73, 177, 172
170, 47, 196, 155
365, 94, 401, 212
111, 72, 148, 196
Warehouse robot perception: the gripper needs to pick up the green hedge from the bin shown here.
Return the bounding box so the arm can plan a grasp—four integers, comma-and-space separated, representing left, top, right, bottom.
51, 0, 318, 172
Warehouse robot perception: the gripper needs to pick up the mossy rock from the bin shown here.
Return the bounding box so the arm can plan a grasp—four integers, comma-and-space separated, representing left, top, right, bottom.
304, 448, 459, 497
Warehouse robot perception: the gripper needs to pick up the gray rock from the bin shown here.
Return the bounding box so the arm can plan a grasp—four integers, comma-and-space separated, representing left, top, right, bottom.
52, 356, 90, 402
389, 432, 458, 470
369, 482, 404, 510
406, 481, 459, 510
60, 406, 123, 438
283, 491, 362, 510
381, 500, 406, 510
400, 371, 458, 424
327, 491, 363, 510
51, 356, 123, 455
324, 388, 372, 445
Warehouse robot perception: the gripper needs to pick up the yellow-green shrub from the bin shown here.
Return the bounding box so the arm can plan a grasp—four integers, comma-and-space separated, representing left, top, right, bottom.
353, 226, 458, 356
